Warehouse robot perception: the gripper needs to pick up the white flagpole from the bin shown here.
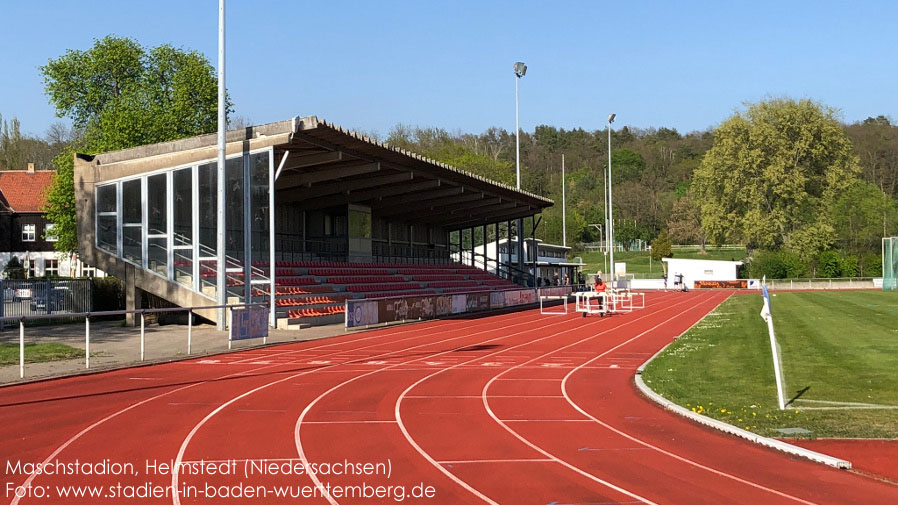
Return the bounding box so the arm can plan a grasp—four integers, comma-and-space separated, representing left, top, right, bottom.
760, 280, 786, 410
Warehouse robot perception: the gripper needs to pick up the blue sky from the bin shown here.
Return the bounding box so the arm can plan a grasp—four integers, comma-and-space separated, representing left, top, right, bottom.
1, 1, 896, 139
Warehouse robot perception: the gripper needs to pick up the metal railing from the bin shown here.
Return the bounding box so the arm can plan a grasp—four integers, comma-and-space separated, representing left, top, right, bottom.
763, 277, 877, 290
2, 302, 267, 380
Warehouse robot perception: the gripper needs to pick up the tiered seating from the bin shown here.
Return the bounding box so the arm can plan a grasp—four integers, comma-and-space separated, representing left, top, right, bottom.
310, 268, 391, 276
276, 294, 351, 307
326, 275, 404, 284
411, 274, 466, 281
367, 290, 436, 299
425, 280, 479, 289
288, 306, 345, 318
277, 277, 318, 285
268, 260, 529, 324
346, 282, 421, 292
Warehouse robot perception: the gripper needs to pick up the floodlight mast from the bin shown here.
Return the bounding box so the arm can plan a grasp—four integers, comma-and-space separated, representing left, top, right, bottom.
216, 0, 227, 330
514, 61, 527, 283
607, 113, 615, 281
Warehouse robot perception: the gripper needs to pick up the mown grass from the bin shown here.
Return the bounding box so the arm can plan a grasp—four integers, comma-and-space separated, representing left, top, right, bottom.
578, 247, 747, 277
642, 291, 898, 438
0, 342, 84, 365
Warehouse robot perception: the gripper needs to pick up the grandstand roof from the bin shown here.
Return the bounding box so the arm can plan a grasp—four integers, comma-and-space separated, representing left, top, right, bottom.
87, 116, 553, 230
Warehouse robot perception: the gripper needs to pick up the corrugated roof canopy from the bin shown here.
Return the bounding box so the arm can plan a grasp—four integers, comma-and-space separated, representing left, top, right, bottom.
274, 117, 553, 230
86, 116, 553, 230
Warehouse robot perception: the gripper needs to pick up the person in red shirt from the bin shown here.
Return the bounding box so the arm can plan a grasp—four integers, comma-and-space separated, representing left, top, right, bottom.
593, 276, 607, 315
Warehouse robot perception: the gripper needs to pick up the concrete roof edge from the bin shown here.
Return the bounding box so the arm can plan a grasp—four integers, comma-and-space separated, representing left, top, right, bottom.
87, 118, 304, 165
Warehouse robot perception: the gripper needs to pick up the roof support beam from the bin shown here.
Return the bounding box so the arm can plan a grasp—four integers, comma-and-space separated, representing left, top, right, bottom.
374, 186, 464, 211
421, 201, 519, 224
275, 161, 380, 188
277, 170, 412, 197
279, 150, 344, 171
298, 179, 441, 208
444, 206, 534, 228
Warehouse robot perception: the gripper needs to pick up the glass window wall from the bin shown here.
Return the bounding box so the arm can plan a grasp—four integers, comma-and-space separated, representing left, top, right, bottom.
93, 148, 272, 305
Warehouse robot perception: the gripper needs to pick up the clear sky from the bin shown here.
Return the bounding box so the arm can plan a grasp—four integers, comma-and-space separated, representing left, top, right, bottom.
1, 0, 896, 139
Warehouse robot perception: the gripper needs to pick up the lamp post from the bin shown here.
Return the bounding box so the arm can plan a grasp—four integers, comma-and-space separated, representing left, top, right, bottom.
216, 0, 227, 330
607, 113, 616, 282
514, 62, 527, 282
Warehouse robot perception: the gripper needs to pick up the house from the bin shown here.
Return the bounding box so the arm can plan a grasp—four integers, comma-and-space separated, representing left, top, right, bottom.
0, 164, 103, 278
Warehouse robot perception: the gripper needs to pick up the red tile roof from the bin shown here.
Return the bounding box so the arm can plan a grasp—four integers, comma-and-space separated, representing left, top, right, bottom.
0, 170, 56, 213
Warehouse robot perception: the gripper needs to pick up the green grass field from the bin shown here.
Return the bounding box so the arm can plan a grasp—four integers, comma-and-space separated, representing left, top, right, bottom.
577, 247, 747, 278
642, 290, 898, 439
0, 342, 84, 365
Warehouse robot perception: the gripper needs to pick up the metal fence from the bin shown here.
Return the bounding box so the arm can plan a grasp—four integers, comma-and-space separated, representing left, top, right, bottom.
0, 279, 92, 321
0, 302, 270, 382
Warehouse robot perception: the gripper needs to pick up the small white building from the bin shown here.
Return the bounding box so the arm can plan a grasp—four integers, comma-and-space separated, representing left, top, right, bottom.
661, 257, 744, 289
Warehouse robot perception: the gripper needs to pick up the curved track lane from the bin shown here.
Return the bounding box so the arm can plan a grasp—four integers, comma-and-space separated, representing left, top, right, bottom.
4, 291, 898, 505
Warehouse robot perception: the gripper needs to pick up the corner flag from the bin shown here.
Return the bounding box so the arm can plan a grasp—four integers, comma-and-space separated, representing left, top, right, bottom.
760, 284, 771, 323
760, 278, 786, 410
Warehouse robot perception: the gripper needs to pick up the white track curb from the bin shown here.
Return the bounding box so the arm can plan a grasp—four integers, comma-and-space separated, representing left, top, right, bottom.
635, 345, 852, 470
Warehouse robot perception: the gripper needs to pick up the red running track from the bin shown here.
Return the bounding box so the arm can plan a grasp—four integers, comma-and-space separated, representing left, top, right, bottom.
2, 290, 897, 504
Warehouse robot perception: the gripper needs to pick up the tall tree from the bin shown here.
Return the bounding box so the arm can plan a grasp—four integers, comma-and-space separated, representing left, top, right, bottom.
667, 195, 707, 251
692, 98, 860, 260
41, 36, 227, 253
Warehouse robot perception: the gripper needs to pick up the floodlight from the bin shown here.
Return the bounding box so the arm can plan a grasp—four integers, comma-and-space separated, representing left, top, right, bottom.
608, 113, 616, 124
514, 62, 527, 78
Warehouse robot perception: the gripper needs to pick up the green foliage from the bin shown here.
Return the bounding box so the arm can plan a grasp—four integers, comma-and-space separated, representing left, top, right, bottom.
693, 98, 860, 260
816, 250, 842, 278
651, 230, 672, 261
92, 277, 125, 312
611, 148, 645, 183
40, 35, 227, 253
832, 179, 898, 255
861, 253, 883, 277
43, 147, 78, 253
4, 257, 25, 279
747, 250, 807, 279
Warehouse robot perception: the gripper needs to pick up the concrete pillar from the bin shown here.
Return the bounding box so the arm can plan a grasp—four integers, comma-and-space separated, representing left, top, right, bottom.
125, 269, 143, 326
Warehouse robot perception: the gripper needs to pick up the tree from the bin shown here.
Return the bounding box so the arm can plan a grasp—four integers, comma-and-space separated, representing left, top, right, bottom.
651, 230, 672, 262
667, 196, 707, 251
831, 179, 898, 255
40, 36, 227, 253
692, 98, 860, 261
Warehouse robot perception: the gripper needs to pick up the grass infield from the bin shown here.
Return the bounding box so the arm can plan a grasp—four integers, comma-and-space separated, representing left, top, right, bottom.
642, 291, 898, 439
0, 342, 84, 365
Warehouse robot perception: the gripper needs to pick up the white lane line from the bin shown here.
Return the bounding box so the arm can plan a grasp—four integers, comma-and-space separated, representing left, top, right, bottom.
168, 306, 549, 505
437, 458, 554, 464
560, 293, 819, 505
501, 419, 592, 422
296, 310, 589, 505
479, 293, 728, 505
395, 292, 688, 505
406, 395, 566, 399
301, 420, 397, 425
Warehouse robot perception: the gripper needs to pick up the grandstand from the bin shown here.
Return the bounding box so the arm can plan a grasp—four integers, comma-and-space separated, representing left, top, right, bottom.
73, 116, 552, 327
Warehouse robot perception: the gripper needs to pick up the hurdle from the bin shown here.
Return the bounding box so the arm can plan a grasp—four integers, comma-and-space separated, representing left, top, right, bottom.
539, 294, 569, 315
575, 291, 607, 317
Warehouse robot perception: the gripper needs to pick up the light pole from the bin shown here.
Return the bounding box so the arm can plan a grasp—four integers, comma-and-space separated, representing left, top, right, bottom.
607, 113, 616, 282
514, 62, 527, 283
561, 153, 566, 248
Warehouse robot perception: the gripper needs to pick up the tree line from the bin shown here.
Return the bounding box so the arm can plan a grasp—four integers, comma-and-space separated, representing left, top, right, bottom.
4, 35, 897, 278
390, 106, 898, 277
